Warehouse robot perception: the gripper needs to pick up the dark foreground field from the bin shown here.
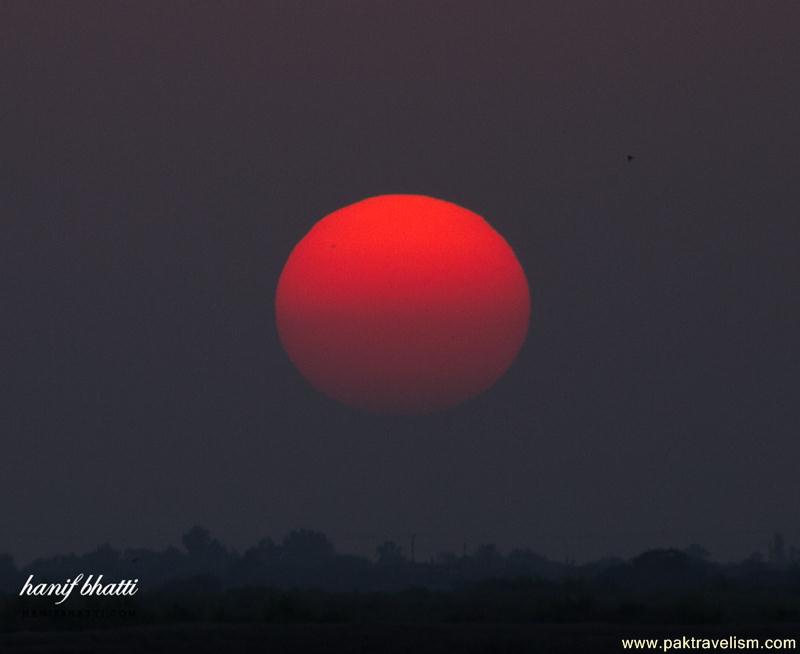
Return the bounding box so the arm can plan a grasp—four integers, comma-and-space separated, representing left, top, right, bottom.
1, 623, 798, 654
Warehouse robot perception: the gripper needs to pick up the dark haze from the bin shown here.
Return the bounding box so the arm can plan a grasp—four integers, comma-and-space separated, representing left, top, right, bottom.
1, 2, 799, 564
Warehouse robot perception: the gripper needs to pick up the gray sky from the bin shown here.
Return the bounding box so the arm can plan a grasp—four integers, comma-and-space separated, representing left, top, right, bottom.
1, 1, 799, 564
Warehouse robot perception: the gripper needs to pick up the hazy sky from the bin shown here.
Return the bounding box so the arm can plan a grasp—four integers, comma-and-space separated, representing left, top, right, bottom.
2, 1, 799, 564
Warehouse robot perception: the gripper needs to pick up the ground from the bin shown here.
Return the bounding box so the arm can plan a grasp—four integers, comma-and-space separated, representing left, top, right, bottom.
2, 623, 798, 654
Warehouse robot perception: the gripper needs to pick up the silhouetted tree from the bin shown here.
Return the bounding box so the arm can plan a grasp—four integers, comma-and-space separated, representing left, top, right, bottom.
182, 526, 213, 554
376, 541, 405, 566
768, 533, 787, 566
475, 544, 499, 563
434, 551, 459, 566
243, 537, 279, 564
281, 529, 334, 563
83, 543, 121, 574
180, 526, 232, 580
684, 544, 711, 560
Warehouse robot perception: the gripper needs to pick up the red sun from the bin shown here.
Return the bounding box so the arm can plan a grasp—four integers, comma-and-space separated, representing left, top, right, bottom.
275, 194, 530, 414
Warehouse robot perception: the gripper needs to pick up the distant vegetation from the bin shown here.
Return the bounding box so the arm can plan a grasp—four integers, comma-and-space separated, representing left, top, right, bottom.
2, 528, 799, 630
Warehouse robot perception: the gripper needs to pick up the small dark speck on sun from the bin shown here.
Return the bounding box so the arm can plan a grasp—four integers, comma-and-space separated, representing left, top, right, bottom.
626, 154, 634, 162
